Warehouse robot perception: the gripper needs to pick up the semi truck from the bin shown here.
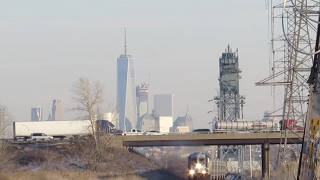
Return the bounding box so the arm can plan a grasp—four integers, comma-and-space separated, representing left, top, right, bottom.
214, 119, 303, 132
214, 120, 274, 131
13, 119, 116, 140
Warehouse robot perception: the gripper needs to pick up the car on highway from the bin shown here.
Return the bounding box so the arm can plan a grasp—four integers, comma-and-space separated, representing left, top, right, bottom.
143, 130, 167, 135
31, 133, 54, 141
192, 128, 211, 134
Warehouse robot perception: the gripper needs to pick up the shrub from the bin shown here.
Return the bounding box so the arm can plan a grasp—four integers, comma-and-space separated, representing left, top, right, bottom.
0, 173, 11, 180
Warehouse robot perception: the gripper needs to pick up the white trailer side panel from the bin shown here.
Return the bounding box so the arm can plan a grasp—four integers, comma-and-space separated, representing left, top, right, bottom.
13, 120, 92, 137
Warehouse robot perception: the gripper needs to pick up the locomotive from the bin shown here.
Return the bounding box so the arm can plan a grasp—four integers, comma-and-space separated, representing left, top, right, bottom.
187, 152, 226, 180
188, 152, 210, 180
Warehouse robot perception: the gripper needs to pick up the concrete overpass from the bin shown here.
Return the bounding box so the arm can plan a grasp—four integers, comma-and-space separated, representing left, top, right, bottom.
122, 131, 303, 147
122, 131, 303, 180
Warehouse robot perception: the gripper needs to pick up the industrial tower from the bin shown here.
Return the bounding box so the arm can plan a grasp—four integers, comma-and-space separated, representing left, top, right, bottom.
214, 45, 245, 173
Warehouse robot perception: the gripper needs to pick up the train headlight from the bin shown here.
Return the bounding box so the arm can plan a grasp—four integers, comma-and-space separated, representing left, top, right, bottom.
202, 170, 206, 174
196, 163, 202, 168
189, 170, 195, 175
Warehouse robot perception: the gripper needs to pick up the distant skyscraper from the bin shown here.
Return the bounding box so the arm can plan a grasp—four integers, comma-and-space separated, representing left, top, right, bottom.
154, 94, 173, 116
31, 106, 42, 121
52, 99, 63, 120
136, 83, 149, 119
117, 23, 137, 131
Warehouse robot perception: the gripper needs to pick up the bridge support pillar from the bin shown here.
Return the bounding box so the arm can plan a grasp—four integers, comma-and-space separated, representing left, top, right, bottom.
261, 141, 270, 180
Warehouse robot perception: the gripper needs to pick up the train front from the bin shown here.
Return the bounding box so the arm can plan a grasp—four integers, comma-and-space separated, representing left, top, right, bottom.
187, 153, 209, 180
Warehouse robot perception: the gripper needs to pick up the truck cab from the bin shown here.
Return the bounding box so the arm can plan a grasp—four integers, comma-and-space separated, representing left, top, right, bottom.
280, 119, 304, 131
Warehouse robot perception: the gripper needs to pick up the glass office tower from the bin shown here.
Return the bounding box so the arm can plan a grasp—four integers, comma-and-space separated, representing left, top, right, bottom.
117, 54, 137, 131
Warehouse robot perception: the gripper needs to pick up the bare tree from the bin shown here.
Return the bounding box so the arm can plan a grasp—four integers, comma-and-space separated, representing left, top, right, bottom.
71, 77, 104, 140
0, 104, 13, 170
0, 105, 12, 138
70, 77, 115, 171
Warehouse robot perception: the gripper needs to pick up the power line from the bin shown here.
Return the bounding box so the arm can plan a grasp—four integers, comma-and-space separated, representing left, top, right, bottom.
244, 97, 273, 106
175, 99, 213, 116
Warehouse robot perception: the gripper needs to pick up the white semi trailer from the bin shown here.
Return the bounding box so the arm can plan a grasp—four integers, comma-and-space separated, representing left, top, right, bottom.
13, 120, 95, 140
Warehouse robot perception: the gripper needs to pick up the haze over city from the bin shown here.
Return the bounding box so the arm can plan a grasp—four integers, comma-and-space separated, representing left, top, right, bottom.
0, 1, 275, 129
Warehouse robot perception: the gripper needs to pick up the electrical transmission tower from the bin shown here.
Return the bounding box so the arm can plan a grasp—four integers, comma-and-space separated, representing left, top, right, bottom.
215, 45, 246, 174
256, 0, 320, 179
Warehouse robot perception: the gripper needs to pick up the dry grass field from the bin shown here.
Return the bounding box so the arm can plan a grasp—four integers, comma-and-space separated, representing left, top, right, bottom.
0, 169, 184, 180
0, 138, 187, 180
0, 171, 146, 180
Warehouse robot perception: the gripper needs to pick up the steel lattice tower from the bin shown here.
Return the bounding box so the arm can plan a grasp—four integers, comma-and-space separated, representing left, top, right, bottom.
215, 45, 245, 173
256, 0, 320, 178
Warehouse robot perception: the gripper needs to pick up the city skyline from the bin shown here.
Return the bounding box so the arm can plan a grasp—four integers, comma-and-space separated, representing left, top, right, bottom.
1, 1, 273, 129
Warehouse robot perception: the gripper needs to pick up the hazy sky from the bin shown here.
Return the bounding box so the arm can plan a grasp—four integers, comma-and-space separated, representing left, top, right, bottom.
0, 1, 281, 129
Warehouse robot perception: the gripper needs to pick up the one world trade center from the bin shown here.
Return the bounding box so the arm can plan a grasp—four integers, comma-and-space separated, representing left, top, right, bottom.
117, 23, 137, 132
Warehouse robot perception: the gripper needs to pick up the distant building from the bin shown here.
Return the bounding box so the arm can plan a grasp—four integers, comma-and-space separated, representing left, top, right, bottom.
136, 83, 149, 119
172, 114, 193, 132
48, 113, 52, 121
154, 94, 173, 116
262, 110, 272, 121
137, 114, 172, 133
156, 116, 173, 133
52, 99, 63, 120
117, 25, 137, 132
137, 113, 156, 132
31, 106, 42, 121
